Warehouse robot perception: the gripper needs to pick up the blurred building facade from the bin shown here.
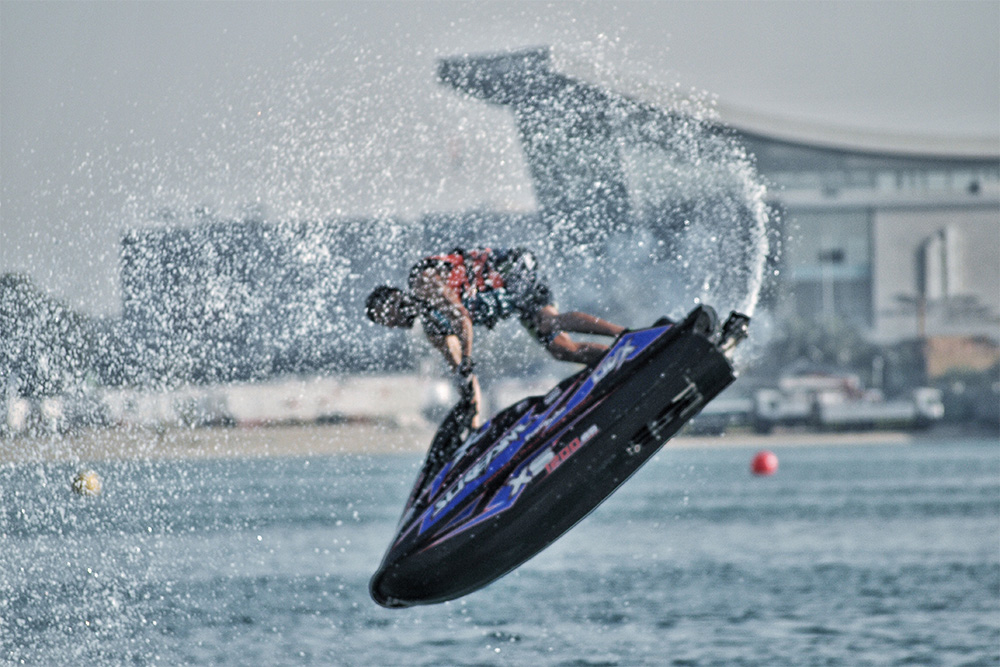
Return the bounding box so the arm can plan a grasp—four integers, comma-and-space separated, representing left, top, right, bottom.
730, 108, 998, 344
118, 209, 549, 383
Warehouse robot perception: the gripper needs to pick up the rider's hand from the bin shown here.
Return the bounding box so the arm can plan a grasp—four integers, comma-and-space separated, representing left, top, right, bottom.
456, 357, 475, 379
453, 357, 476, 404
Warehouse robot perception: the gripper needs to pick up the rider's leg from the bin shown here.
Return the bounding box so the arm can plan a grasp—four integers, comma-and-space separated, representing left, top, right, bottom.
535, 305, 624, 338
545, 332, 609, 365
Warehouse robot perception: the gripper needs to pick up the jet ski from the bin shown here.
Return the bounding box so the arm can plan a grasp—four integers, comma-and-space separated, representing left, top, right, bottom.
371, 305, 749, 607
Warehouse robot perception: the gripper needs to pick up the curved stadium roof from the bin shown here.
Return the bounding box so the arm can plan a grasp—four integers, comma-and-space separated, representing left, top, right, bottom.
440, 47, 999, 173
716, 102, 999, 169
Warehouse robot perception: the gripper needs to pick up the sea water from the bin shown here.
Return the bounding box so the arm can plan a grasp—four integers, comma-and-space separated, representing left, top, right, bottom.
2, 436, 997, 666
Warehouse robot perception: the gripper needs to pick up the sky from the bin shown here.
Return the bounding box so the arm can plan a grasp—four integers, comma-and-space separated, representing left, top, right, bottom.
2, 0, 998, 316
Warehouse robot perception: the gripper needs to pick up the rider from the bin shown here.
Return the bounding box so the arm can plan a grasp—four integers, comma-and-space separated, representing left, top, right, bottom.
365, 247, 624, 426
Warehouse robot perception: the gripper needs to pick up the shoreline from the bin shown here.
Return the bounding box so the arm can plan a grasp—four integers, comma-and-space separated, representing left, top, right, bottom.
0, 423, 434, 465
1, 422, 990, 466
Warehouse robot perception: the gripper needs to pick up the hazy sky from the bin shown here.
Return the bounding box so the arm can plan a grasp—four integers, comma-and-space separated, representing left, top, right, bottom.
2, 1, 998, 315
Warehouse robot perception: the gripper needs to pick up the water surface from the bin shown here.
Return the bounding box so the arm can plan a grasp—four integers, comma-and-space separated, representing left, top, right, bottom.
2, 436, 997, 665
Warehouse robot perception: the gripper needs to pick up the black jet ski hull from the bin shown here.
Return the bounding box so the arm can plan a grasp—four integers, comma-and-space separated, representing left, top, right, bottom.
371, 307, 747, 607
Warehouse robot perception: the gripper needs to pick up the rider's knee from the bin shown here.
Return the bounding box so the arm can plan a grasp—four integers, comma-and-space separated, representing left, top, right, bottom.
546, 336, 578, 362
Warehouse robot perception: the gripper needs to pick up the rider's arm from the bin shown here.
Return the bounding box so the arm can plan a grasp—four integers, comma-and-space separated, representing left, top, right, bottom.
411, 270, 473, 369
425, 332, 465, 371
411, 270, 481, 428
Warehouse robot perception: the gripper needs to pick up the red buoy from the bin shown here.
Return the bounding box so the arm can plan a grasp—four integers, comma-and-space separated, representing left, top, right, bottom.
751, 450, 778, 476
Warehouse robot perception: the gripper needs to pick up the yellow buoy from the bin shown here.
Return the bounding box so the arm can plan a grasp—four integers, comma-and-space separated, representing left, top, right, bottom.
72, 470, 102, 497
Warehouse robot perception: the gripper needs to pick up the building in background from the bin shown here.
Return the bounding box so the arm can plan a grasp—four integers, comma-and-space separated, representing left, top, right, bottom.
729, 106, 998, 344
437, 47, 998, 345
118, 209, 552, 384
117, 47, 998, 388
